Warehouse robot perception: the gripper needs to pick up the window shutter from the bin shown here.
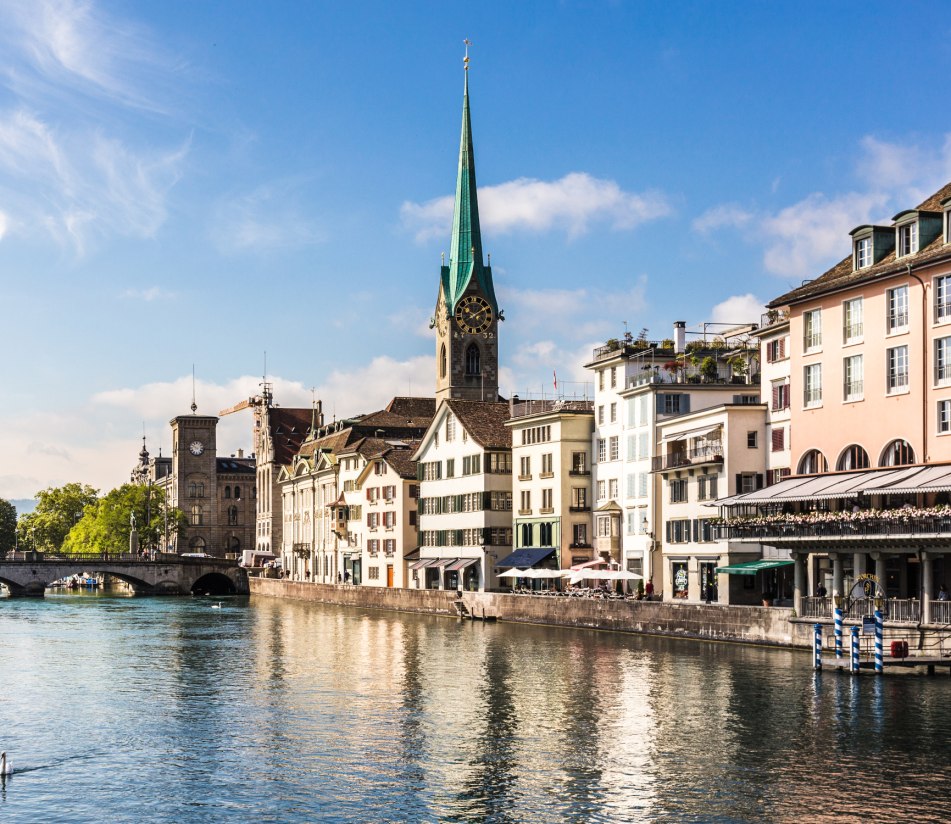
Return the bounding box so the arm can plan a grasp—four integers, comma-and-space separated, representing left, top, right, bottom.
779, 338, 786, 359
735, 474, 742, 494
656, 394, 667, 413
665, 521, 672, 542
756, 474, 764, 490
692, 519, 699, 542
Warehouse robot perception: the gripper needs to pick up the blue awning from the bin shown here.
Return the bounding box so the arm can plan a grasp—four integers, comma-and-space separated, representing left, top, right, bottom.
496, 548, 556, 569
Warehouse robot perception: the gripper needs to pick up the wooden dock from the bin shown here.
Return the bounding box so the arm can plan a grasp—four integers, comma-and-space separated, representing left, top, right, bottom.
821, 654, 951, 674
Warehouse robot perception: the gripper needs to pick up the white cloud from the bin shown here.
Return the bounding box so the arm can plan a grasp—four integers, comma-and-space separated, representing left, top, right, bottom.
710, 294, 765, 325
120, 286, 175, 301
209, 183, 324, 254
692, 204, 753, 234
401, 172, 671, 242
0, 210, 7, 240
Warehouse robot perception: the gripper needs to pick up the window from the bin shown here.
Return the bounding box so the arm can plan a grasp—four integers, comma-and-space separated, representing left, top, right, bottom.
572, 523, 588, 546
445, 417, 456, 442
608, 478, 618, 499
837, 444, 869, 471
747, 431, 758, 449
520, 491, 531, 513
659, 393, 689, 415
698, 474, 718, 500
737, 473, 762, 494
486, 452, 512, 474
462, 454, 481, 475
854, 236, 872, 269
880, 439, 915, 466
541, 453, 553, 475
367, 539, 380, 554
519, 455, 531, 477
596, 515, 616, 538
887, 286, 909, 333
611, 367, 617, 388
937, 338, 951, 385
765, 338, 786, 362
597, 439, 606, 463
571, 452, 587, 473
228, 505, 238, 525
541, 488, 553, 511
844, 354, 864, 401
771, 381, 790, 411
367, 566, 380, 580
797, 449, 828, 474
666, 520, 690, 543
465, 344, 481, 376
598, 370, 605, 391
571, 487, 588, 509
597, 480, 606, 500
767, 467, 792, 486
598, 405, 605, 425
224, 486, 231, 499
898, 222, 918, 257
367, 512, 379, 528
609, 436, 619, 461
445, 458, 455, 478
940, 400, 951, 433
190, 505, 203, 526
936, 275, 951, 322
803, 309, 822, 351
803, 364, 822, 407
637, 473, 648, 498
696, 519, 716, 543
670, 478, 688, 503
843, 298, 863, 343
887, 345, 909, 393
771, 427, 785, 452
539, 522, 553, 545
439, 344, 447, 379
383, 511, 396, 528
610, 402, 617, 423
421, 462, 442, 481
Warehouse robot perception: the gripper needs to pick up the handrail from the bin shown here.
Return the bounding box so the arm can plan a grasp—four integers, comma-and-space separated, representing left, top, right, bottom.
0, 551, 230, 564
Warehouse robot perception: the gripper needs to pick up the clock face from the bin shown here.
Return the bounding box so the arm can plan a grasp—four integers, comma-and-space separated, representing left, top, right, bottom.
189, 440, 204, 456
455, 295, 493, 334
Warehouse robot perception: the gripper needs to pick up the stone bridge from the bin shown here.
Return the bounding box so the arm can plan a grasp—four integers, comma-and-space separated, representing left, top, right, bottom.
0, 552, 249, 597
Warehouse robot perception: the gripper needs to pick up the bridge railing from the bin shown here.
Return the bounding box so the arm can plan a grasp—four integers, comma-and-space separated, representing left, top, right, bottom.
1, 551, 223, 563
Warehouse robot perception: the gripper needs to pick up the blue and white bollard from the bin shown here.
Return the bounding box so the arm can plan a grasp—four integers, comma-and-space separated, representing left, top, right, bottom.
834, 606, 843, 660
874, 609, 884, 675
814, 623, 822, 670
850, 626, 860, 675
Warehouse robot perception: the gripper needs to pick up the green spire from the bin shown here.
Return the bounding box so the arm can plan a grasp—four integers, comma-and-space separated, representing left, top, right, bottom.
442, 67, 497, 314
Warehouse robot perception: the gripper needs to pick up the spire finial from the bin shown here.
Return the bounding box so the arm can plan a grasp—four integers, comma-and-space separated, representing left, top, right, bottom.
464, 38, 471, 72
190, 365, 197, 414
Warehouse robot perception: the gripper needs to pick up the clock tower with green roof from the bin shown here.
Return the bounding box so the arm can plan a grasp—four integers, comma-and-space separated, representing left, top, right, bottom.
433, 47, 501, 402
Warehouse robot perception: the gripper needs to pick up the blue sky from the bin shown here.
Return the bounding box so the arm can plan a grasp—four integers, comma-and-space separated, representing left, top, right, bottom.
3, 0, 951, 502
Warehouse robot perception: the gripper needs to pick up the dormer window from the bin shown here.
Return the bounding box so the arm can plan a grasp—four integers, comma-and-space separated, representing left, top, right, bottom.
945, 209, 951, 243
854, 236, 871, 269
898, 221, 918, 257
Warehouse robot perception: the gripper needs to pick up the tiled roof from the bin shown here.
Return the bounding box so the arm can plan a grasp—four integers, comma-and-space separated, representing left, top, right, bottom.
358, 396, 436, 429
215, 458, 256, 475
770, 181, 951, 307
445, 399, 512, 449
269, 408, 315, 464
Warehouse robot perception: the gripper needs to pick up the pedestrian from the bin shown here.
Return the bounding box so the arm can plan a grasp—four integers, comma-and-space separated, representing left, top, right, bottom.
644, 578, 654, 600
938, 584, 949, 601
338, 571, 342, 584
817, 583, 828, 598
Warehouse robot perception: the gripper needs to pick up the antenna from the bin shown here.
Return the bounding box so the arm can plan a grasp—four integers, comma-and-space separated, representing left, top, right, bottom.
190, 365, 197, 414
464, 38, 472, 71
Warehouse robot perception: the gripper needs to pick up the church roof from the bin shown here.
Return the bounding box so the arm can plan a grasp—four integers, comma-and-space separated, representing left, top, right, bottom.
441, 70, 498, 315
445, 399, 512, 449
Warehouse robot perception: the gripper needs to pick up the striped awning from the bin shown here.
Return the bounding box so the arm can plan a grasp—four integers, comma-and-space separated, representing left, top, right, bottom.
446, 558, 478, 572
409, 559, 436, 571
863, 464, 951, 494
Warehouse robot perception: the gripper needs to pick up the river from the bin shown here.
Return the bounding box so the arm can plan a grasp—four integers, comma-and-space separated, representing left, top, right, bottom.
0, 590, 949, 823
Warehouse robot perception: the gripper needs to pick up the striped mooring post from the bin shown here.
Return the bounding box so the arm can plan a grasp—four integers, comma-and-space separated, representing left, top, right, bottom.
834, 606, 844, 659
874, 609, 884, 674
850, 626, 860, 674
813, 623, 822, 670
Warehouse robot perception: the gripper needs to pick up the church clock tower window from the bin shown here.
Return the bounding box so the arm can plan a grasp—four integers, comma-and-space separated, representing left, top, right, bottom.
433, 44, 503, 402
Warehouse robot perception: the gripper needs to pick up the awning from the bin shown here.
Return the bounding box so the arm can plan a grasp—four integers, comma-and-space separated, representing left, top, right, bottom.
496, 548, 556, 569
715, 560, 794, 575
446, 558, 478, 572
665, 425, 722, 443
409, 559, 436, 571
863, 464, 951, 494
430, 558, 455, 569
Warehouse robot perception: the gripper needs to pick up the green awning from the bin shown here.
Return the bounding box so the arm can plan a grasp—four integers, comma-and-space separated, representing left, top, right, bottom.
715, 559, 794, 575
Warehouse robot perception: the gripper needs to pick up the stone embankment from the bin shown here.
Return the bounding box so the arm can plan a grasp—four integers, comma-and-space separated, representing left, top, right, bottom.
249, 578, 812, 648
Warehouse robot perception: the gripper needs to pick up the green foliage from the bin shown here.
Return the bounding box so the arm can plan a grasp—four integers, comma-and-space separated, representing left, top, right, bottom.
700, 356, 719, 382
62, 483, 186, 556
17, 482, 99, 552
0, 498, 16, 553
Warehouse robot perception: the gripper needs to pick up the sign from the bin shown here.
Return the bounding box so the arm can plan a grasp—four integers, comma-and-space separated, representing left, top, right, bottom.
862, 616, 876, 635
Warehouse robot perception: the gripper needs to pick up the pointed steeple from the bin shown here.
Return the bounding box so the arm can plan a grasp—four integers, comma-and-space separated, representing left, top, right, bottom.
442, 49, 497, 314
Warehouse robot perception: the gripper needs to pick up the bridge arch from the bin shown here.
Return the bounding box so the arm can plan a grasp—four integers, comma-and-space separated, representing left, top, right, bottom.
190, 572, 238, 596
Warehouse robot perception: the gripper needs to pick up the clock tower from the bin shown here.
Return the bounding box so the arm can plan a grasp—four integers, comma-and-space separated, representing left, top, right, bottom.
434, 52, 501, 402
170, 409, 219, 553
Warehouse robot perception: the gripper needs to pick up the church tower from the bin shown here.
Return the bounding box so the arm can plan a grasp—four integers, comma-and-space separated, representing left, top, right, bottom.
434, 47, 501, 402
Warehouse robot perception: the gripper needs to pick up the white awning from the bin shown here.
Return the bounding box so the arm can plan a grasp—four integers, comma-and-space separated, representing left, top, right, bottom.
665, 425, 722, 443
863, 464, 951, 494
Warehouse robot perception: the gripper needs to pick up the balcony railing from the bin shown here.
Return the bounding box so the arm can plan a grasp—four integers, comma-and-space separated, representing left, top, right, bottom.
760, 309, 790, 329
930, 601, 951, 624
569, 468, 590, 476
801, 596, 922, 623
718, 514, 951, 542
569, 504, 591, 512
652, 443, 723, 472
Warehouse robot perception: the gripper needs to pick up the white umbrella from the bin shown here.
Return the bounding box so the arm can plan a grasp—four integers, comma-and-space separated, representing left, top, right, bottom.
498, 568, 526, 579
527, 569, 564, 578
607, 570, 643, 581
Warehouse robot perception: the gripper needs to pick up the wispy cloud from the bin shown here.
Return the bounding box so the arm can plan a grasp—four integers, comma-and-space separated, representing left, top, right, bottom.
693, 204, 754, 234
209, 183, 324, 254
120, 286, 175, 301
401, 172, 671, 242
709, 293, 765, 325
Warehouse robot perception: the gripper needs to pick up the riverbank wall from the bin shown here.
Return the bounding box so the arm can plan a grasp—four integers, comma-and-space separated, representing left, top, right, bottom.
249, 578, 813, 648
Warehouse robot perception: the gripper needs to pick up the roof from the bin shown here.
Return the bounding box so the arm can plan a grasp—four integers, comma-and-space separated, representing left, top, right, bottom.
215, 458, 256, 475
770, 181, 951, 307
358, 396, 436, 430
268, 407, 315, 464
445, 399, 512, 449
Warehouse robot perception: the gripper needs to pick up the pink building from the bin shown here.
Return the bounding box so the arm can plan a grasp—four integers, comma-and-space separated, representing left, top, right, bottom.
722, 182, 951, 628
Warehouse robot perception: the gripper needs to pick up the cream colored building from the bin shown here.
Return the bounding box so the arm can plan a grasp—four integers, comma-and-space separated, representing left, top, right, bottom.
505, 399, 594, 569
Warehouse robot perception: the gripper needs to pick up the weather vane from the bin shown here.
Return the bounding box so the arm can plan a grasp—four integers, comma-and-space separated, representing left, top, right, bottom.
464, 38, 471, 71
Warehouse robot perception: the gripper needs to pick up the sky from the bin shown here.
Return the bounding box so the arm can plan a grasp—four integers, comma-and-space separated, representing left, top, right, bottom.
3, 0, 951, 505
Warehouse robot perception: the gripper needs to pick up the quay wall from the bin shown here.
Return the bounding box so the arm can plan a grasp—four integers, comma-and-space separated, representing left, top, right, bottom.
249, 578, 813, 648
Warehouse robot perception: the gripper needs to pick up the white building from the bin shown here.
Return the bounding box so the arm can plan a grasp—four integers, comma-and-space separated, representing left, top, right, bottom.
413, 399, 513, 591
505, 398, 594, 569
755, 309, 793, 485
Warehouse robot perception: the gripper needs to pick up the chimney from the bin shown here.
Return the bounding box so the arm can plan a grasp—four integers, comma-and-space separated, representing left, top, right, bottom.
509, 394, 520, 417
673, 321, 686, 354
237, 448, 244, 458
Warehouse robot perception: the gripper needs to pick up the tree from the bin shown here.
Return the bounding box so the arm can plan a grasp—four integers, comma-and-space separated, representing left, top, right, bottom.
0, 498, 16, 554
17, 483, 99, 552
62, 483, 186, 556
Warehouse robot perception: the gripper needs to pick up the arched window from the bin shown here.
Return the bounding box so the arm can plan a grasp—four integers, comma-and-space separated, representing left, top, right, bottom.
798, 449, 828, 475
439, 343, 447, 379
188, 482, 197, 497
539, 522, 553, 546
228, 505, 238, 525
230, 537, 240, 551
224, 486, 231, 499
837, 444, 870, 471
880, 439, 915, 466
189, 536, 206, 551
465, 343, 481, 376
234, 486, 241, 500
190, 505, 203, 526
520, 522, 533, 547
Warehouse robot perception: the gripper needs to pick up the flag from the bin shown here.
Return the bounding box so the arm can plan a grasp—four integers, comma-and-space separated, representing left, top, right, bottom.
553, 370, 558, 391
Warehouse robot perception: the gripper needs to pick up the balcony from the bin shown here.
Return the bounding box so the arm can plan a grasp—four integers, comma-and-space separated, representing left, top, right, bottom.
717, 511, 951, 546
651, 443, 724, 472
569, 467, 590, 476
569, 505, 591, 513
760, 309, 789, 329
